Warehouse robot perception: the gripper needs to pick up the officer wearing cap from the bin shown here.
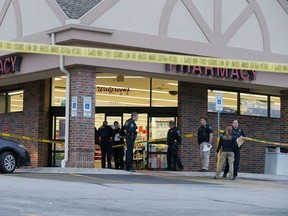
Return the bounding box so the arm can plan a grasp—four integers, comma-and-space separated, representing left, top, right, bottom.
197, 117, 213, 172
167, 120, 184, 171
223, 120, 247, 179
123, 112, 138, 172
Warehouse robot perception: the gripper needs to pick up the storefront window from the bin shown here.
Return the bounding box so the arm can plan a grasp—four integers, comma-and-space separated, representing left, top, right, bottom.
51, 75, 176, 108
96, 74, 150, 107
208, 90, 238, 114
7, 90, 24, 112
0, 92, 6, 114
51, 76, 66, 106
270, 96, 280, 118
151, 79, 178, 107
240, 93, 268, 117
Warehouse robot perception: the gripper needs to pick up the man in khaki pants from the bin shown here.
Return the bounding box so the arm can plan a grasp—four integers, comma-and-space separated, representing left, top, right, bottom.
197, 117, 213, 172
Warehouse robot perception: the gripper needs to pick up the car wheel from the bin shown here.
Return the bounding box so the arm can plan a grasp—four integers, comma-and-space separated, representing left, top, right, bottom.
0, 152, 16, 173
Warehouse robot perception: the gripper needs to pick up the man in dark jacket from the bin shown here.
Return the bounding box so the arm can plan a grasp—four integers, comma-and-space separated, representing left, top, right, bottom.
112, 121, 125, 169
197, 117, 213, 172
98, 121, 114, 169
167, 120, 184, 171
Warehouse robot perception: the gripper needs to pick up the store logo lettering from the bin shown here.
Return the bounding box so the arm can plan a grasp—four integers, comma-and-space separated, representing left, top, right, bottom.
0, 56, 22, 75
97, 87, 131, 94
165, 64, 256, 81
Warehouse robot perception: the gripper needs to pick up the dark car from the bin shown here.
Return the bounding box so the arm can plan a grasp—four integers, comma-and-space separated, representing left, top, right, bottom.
0, 138, 30, 173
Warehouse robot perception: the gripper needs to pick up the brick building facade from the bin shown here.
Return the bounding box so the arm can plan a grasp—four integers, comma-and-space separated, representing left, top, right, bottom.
178, 82, 281, 173
0, 0, 288, 173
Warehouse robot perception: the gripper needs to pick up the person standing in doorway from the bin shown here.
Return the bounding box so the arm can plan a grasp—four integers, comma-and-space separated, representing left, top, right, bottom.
98, 121, 114, 169
197, 117, 213, 172
123, 112, 138, 172
223, 120, 247, 179
167, 120, 184, 171
112, 121, 125, 169
214, 126, 237, 180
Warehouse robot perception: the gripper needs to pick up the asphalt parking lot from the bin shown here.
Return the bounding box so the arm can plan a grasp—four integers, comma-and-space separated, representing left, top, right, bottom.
1, 170, 288, 216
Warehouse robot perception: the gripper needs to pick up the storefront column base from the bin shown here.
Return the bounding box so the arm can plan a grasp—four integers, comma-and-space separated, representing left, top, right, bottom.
66, 148, 94, 168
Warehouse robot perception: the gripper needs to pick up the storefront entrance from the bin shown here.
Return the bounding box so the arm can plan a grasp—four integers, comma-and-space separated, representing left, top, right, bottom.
49, 107, 177, 168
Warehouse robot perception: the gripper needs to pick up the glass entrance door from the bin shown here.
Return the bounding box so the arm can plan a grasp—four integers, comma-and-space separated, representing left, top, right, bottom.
148, 117, 175, 169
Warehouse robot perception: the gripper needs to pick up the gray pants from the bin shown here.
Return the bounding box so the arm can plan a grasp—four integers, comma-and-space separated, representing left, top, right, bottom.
215, 151, 234, 179
200, 142, 210, 170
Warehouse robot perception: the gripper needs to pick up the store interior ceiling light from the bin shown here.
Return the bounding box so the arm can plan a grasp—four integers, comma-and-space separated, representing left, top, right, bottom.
166, 82, 178, 86
8, 91, 24, 96
240, 93, 268, 98
96, 76, 146, 79
97, 93, 176, 102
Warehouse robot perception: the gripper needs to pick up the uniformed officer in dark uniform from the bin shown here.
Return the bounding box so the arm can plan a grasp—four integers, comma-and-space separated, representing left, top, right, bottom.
167, 120, 184, 171
223, 120, 247, 179
98, 121, 114, 169
123, 112, 138, 172
112, 121, 126, 169
197, 117, 213, 172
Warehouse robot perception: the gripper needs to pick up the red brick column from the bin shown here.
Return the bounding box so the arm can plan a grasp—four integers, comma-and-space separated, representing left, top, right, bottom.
67, 66, 96, 168
178, 82, 217, 171
23, 79, 51, 167
280, 90, 288, 142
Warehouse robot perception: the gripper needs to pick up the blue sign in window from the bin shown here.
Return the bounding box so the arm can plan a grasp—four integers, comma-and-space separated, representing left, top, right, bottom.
85, 104, 90, 109
72, 103, 76, 108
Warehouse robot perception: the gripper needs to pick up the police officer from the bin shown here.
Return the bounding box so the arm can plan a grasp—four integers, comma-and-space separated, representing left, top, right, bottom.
123, 112, 138, 172
112, 121, 125, 169
98, 121, 114, 169
167, 120, 184, 171
223, 120, 247, 179
197, 117, 213, 172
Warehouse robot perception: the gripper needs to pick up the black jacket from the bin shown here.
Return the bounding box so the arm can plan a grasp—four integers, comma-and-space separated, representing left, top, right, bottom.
167, 126, 181, 145
98, 125, 114, 144
197, 124, 213, 144
113, 128, 126, 145
217, 135, 237, 153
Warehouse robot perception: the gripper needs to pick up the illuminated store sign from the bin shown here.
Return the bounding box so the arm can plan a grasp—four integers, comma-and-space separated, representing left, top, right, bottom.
97, 87, 130, 94
0, 56, 22, 75
165, 64, 256, 81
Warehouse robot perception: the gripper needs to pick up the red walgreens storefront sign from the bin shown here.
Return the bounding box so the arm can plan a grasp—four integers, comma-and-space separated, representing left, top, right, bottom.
165, 64, 257, 81
0, 56, 22, 75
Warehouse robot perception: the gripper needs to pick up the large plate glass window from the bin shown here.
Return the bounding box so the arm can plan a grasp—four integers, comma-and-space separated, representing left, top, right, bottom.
151, 79, 178, 107
96, 74, 150, 107
270, 96, 280, 118
240, 93, 268, 117
51, 76, 66, 106
208, 90, 237, 114
7, 90, 24, 112
0, 92, 6, 114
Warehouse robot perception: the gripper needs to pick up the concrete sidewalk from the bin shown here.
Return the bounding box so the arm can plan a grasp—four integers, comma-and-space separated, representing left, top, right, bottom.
15, 167, 288, 181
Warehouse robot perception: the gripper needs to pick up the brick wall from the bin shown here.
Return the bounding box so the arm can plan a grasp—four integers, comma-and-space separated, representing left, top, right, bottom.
178, 81, 281, 173
66, 66, 96, 168
0, 79, 51, 167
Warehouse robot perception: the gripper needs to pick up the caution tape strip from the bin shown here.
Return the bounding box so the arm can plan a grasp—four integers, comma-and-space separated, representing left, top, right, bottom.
0, 132, 64, 144
1, 41, 288, 73
1, 131, 287, 148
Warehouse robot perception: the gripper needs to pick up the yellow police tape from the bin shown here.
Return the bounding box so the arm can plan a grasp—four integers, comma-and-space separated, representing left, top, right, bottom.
0, 132, 64, 145
1, 41, 288, 73
1, 131, 288, 147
